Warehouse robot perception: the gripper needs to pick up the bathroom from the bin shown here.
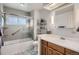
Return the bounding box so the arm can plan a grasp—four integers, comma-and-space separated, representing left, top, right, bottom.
0, 3, 79, 55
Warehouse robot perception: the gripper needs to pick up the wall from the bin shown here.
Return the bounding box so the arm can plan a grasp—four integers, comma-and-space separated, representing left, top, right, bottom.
0, 4, 3, 13
31, 10, 40, 40
31, 9, 51, 40
74, 4, 79, 29
39, 9, 51, 31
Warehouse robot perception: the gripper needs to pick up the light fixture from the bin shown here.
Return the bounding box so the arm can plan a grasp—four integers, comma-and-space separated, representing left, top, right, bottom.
43, 3, 65, 10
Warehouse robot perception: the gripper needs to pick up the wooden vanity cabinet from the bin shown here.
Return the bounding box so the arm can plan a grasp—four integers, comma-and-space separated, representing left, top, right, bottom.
47, 47, 53, 55
41, 40, 64, 55
48, 42, 65, 54
40, 39, 79, 55
47, 47, 63, 55
41, 40, 48, 55
41, 45, 47, 55
53, 49, 63, 55
65, 49, 79, 55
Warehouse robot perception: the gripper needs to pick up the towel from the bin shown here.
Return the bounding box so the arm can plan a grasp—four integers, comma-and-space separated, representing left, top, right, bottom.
0, 30, 2, 36
0, 37, 1, 48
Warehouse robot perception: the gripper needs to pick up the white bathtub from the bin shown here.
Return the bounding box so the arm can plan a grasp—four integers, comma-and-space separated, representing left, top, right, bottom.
1, 39, 38, 55
1, 40, 34, 55
4, 38, 32, 46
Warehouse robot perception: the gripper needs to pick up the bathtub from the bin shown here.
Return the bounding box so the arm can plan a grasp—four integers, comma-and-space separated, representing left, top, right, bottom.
1, 39, 38, 55
4, 38, 32, 46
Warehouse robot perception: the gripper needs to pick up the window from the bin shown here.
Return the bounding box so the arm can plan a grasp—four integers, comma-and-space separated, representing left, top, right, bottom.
6, 15, 28, 25
6, 15, 17, 25
18, 17, 27, 25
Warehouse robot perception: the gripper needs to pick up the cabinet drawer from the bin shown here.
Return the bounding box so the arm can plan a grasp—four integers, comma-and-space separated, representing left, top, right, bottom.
41, 40, 48, 45
48, 42, 64, 54
65, 49, 79, 55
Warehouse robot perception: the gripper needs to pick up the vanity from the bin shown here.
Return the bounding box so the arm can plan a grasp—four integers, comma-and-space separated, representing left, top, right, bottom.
37, 4, 79, 55
38, 34, 79, 55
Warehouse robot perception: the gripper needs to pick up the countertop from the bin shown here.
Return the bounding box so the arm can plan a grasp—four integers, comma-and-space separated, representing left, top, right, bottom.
38, 34, 79, 52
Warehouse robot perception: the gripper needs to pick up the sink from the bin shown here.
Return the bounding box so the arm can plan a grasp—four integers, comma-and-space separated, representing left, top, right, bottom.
60, 37, 66, 40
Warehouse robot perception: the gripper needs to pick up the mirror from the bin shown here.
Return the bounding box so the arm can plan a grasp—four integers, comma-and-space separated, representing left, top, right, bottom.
54, 4, 75, 29
50, 4, 78, 37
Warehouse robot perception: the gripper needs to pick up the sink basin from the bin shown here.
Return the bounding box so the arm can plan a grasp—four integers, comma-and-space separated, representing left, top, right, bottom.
60, 37, 66, 40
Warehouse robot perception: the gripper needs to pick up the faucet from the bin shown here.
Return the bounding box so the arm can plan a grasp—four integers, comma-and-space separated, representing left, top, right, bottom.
60, 37, 65, 40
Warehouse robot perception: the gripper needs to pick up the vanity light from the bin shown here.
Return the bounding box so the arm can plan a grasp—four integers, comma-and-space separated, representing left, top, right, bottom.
43, 3, 65, 10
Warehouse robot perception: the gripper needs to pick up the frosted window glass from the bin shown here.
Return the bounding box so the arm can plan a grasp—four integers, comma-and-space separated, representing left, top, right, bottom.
6, 15, 28, 25
18, 17, 27, 25
6, 15, 17, 25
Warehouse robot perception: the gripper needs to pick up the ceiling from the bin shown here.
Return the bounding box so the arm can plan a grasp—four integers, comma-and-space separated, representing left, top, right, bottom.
3, 3, 44, 12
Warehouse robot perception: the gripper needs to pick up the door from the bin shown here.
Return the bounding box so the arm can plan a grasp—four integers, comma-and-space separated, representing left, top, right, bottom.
4, 14, 33, 41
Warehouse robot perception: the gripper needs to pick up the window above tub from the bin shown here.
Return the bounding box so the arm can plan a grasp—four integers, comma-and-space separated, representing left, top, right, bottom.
6, 15, 29, 25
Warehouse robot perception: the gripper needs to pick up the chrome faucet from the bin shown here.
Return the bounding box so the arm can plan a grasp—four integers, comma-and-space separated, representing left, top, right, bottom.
60, 37, 65, 40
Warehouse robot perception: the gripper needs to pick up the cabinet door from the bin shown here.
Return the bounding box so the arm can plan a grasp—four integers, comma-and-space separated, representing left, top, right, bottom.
47, 47, 53, 55
47, 47, 63, 55
41, 40, 48, 55
53, 50, 63, 55
41, 45, 47, 55
48, 42, 65, 54
65, 49, 79, 55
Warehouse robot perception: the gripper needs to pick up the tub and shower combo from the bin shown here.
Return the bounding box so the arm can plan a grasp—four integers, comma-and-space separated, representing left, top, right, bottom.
0, 15, 38, 55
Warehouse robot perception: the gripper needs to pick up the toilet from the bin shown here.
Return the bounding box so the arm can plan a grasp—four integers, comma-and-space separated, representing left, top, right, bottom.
33, 41, 38, 51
